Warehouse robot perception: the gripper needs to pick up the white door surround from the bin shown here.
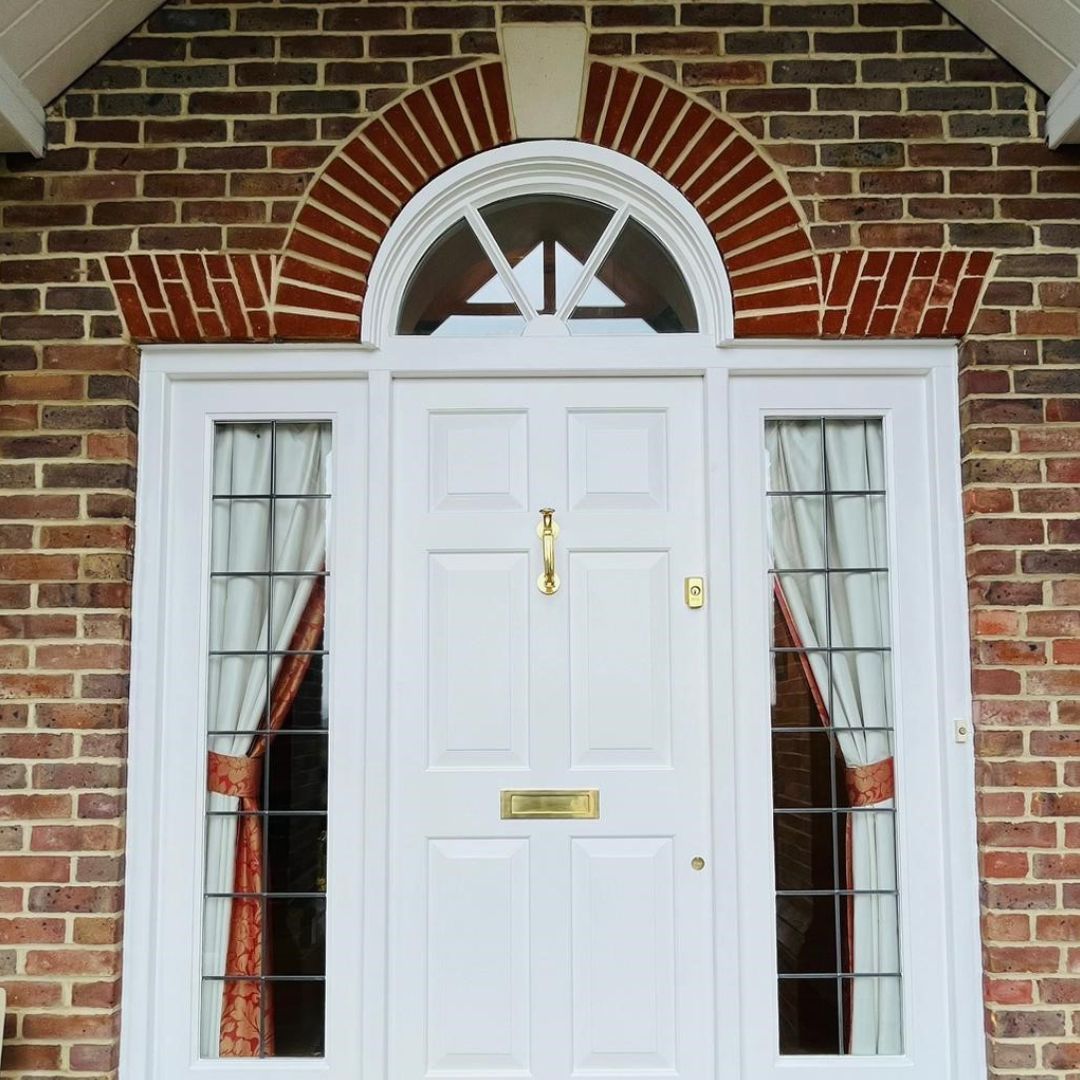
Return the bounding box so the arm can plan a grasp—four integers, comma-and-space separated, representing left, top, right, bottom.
123, 339, 985, 1080
122, 118, 982, 1080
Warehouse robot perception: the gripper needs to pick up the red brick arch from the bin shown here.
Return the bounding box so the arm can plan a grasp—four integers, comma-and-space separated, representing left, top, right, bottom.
105, 59, 992, 343
581, 63, 821, 336
273, 59, 823, 340
273, 62, 514, 340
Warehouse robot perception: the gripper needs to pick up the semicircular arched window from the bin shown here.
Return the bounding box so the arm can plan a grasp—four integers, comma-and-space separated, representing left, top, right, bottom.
397, 195, 699, 337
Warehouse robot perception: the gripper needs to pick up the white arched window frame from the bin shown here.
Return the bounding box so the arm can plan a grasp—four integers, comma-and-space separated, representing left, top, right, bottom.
362, 141, 735, 348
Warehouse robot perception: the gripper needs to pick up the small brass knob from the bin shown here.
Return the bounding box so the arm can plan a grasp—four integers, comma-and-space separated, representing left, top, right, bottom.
691, 856, 705, 871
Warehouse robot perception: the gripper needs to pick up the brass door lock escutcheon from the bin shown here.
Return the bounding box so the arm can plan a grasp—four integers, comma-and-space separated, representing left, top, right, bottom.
685, 577, 705, 609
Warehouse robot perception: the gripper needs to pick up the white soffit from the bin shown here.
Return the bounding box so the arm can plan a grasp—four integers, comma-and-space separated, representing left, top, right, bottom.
0, 0, 165, 156
936, 0, 1080, 146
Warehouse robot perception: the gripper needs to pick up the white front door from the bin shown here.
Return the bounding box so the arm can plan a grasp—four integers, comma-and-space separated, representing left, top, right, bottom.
388, 377, 715, 1078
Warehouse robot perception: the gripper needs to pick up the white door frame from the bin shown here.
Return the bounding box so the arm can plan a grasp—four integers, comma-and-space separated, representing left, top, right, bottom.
123, 339, 984, 1080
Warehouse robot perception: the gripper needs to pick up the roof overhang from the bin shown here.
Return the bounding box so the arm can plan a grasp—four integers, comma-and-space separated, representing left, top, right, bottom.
1048, 65, 1080, 148
0, 0, 166, 157
936, 0, 1080, 148
0, 51, 43, 156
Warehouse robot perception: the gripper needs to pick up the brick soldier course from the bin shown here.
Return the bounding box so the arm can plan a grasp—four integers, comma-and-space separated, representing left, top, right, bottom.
1, 0, 1079, 1076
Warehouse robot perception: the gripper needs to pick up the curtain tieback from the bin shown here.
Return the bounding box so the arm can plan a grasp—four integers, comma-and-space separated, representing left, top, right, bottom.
844, 757, 895, 807
208, 751, 263, 800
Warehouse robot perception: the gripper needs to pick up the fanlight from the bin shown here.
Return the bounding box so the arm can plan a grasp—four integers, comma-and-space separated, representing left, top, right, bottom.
397, 195, 699, 337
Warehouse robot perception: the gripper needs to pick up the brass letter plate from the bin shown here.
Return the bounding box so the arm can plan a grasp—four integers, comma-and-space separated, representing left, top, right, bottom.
500, 789, 600, 820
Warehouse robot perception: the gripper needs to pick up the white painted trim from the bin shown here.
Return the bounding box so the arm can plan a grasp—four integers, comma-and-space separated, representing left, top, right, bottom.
0, 52, 43, 156
704, 366, 744, 1077
360, 370, 392, 1079
464, 204, 537, 324
142, 338, 959, 377
126, 341, 982, 1079
926, 363, 986, 1076
1048, 62, 1080, 147
123, 363, 369, 1079
727, 368, 985, 1080
121, 355, 171, 1080
361, 141, 736, 347
554, 202, 630, 321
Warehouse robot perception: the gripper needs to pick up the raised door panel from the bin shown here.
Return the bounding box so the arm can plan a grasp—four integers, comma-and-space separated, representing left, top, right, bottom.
569, 552, 672, 768
426, 838, 531, 1074
571, 838, 677, 1072
568, 409, 667, 510
428, 552, 529, 768
429, 410, 529, 511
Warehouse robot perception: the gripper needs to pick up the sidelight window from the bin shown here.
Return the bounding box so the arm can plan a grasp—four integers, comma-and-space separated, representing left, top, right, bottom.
202, 421, 331, 1058
766, 417, 901, 1057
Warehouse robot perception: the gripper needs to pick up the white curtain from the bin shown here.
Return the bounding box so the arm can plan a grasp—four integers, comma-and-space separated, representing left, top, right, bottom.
201, 423, 329, 1057
766, 419, 901, 1055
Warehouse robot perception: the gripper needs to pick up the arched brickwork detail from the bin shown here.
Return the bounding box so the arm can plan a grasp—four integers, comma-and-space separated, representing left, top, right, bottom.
578, 63, 821, 336
271, 59, 827, 340
104, 60, 993, 344
820, 248, 993, 337
274, 61, 513, 341
105, 253, 274, 342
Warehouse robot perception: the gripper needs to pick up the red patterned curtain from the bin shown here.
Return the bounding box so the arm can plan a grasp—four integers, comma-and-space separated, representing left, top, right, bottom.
207, 580, 326, 1057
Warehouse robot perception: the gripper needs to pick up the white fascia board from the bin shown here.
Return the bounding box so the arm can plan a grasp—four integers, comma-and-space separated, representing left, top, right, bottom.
0, 51, 44, 156
1048, 63, 1080, 147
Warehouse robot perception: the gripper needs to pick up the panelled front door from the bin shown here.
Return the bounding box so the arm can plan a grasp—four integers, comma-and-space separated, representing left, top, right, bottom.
388, 378, 715, 1079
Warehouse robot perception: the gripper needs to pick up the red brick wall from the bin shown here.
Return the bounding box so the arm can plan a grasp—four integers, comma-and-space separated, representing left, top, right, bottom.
1, 1, 1079, 1075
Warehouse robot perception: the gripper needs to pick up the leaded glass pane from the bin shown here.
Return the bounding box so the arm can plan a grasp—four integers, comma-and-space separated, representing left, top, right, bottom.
201, 421, 331, 1060
766, 416, 902, 1057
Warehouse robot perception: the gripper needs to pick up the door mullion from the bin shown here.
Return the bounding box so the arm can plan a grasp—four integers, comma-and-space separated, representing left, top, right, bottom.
704, 366, 742, 1079
361, 371, 392, 1078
